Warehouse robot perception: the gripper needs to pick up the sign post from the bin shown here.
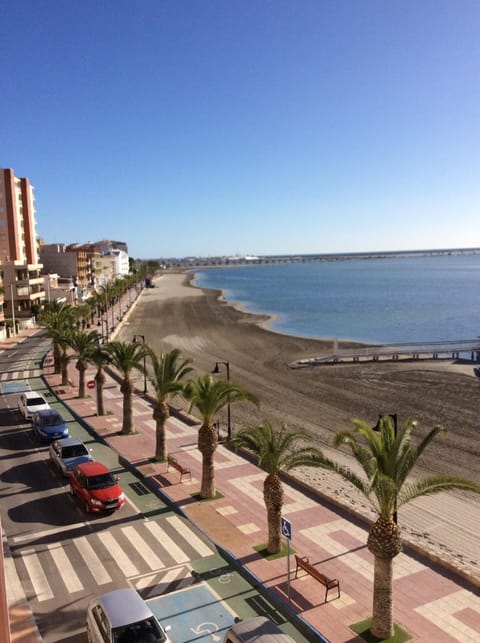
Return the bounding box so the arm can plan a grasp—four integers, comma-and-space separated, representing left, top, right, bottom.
281, 517, 292, 601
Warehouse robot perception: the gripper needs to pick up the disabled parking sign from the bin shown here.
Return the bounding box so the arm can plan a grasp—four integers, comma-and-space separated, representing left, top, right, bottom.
281, 517, 292, 541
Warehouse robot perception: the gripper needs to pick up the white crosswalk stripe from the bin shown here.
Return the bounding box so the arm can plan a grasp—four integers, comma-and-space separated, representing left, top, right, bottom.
145, 520, 190, 564
47, 542, 83, 594
15, 517, 215, 604
74, 536, 112, 585
0, 369, 41, 381
97, 531, 140, 577
122, 526, 164, 569
167, 515, 214, 557
22, 548, 54, 602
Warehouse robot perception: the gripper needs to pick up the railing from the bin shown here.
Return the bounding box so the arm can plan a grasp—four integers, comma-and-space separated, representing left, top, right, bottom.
289, 339, 480, 368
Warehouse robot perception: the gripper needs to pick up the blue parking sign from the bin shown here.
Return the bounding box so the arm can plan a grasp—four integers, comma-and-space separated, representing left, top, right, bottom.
281, 517, 292, 540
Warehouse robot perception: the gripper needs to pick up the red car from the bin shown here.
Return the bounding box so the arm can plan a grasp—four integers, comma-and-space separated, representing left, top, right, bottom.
69, 462, 126, 513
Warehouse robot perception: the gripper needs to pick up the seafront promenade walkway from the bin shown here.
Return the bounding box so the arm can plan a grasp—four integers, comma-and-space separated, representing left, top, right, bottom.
290, 339, 480, 368
29, 326, 480, 642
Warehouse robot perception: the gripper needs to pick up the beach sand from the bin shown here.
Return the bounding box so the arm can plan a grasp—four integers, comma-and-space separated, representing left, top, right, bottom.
117, 271, 480, 581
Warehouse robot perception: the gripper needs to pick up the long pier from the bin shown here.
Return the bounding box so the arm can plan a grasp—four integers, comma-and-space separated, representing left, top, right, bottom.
289, 339, 480, 368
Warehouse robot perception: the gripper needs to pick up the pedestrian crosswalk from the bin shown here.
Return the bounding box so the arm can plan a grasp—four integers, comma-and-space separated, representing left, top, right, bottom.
12, 516, 216, 604
0, 369, 42, 383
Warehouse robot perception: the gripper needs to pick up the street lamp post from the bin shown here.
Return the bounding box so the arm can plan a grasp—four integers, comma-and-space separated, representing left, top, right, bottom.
10, 283, 16, 337
133, 334, 147, 394
97, 318, 109, 343
212, 360, 231, 440
373, 413, 398, 524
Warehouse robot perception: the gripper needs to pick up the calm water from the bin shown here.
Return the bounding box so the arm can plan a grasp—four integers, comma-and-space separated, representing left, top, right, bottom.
192, 254, 480, 344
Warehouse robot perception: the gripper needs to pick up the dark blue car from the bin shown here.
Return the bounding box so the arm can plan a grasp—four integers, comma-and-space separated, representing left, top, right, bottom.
31, 409, 69, 443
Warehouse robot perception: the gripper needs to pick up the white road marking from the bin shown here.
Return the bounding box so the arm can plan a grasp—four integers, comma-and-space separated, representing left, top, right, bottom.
167, 516, 214, 557
21, 548, 54, 602
74, 536, 112, 585
121, 526, 164, 569
47, 542, 83, 594
145, 521, 190, 564
97, 531, 139, 577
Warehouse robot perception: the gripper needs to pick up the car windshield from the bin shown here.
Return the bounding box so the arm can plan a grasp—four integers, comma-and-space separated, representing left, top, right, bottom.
29, 398, 47, 407
41, 415, 63, 427
61, 445, 88, 458
112, 618, 166, 642
86, 473, 116, 489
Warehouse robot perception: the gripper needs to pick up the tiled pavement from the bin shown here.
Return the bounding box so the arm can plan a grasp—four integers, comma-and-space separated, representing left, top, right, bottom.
40, 356, 480, 642
4, 325, 480, 642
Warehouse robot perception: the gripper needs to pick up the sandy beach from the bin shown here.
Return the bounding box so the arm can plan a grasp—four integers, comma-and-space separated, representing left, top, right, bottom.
117, 271, 480, 581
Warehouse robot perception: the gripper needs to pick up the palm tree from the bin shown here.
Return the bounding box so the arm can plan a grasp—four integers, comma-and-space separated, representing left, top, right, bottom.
66, 330, 102, 398
318, 416, 480, 639
184, 374, 258, 499
88, 342, 111, 416
147, 348, 193, 461
106, 340, 150, 434
233, 421, 325, 554
40, 302, 76, 374
57, 331, 74, 386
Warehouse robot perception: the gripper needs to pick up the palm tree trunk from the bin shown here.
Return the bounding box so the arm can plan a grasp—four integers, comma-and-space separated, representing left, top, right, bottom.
120, 378, 134, 434
77, 361, 87, 398
95, 368, 105, 416
264, 473, 284, 554
371, 555, 394, 639
198, 422, 218, 499
153, 402, 169, 461
61, 350, 69, 386
53, 343, 61, 374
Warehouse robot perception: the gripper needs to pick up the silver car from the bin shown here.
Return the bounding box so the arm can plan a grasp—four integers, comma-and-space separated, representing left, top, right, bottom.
49, 437, 93, 477
86, 588, 171, 642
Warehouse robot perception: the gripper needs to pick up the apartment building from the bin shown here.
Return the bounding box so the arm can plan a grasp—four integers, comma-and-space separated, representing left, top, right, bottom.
0, 168, 44, 332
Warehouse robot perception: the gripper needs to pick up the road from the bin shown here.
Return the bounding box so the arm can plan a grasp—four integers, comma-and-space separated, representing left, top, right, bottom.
0, 333, 310, 643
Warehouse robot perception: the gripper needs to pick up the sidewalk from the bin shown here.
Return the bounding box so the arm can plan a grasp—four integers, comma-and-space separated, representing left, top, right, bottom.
40, 345, 480, 642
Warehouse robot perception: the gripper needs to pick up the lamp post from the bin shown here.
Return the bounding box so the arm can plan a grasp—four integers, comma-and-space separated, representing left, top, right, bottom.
212, 360, 231, 440
97, 318, 109, 343
10, 283, 16, 337
133, 334, 147, 394
373, 413, 398, 524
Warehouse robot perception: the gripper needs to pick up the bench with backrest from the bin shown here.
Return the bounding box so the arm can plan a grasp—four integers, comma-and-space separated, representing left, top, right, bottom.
167, 455, 191, 482
294, 554, 340, 602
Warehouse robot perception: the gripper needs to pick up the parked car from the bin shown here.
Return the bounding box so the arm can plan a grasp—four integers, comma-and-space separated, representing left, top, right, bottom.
86, 588, 171, 642
32, 409, 69, 442
70, 461, 126, 513
49, 437, 93, 476
223, 617, 295, 643
18, 391, 50, 420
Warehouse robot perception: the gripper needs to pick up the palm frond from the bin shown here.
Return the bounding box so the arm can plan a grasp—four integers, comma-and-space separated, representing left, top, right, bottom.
398, 476, 480, 506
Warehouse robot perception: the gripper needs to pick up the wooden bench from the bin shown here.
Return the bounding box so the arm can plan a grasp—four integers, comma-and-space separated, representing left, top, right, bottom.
294, 555, 340, 602
167, 455, 191, 482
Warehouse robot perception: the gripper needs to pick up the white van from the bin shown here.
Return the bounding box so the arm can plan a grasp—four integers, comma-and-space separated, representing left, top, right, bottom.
86, 588, 171, 642
223, 616, 295, 642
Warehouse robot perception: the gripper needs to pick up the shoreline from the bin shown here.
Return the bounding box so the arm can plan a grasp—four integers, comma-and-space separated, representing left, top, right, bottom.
117, 271, 480, 582
188, 269, 369, 347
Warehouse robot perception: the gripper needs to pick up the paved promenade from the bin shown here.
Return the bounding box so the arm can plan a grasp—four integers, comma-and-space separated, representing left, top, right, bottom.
3, 319, 480, 642
41, 357, 480, 640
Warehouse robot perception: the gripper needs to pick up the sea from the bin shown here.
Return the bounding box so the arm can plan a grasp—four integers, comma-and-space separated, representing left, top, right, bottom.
191, 254, 480, 345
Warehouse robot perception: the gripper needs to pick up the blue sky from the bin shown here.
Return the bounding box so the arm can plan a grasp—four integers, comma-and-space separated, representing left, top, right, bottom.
1, 1, 479, 259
